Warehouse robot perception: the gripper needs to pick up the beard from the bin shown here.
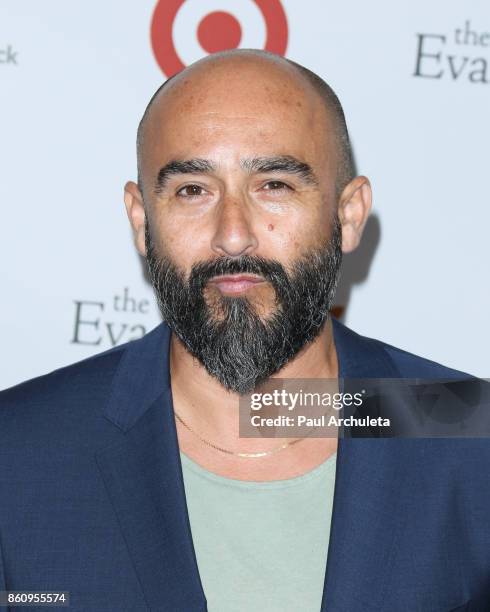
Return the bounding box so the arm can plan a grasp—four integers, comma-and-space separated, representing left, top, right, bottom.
145, 218, 342, 394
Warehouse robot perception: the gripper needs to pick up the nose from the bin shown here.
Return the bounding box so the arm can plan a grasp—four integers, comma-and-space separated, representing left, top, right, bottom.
210, 192, 258, 257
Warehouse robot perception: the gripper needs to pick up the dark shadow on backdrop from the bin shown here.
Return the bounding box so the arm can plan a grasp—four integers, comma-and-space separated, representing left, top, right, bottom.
333, 213, 381, 322
331, 146, 381, 322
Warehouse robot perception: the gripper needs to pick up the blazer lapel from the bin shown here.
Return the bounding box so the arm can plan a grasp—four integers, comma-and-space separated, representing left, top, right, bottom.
320, 320, 409, 611
94, 318, 410, 611
95, 323, 207, 611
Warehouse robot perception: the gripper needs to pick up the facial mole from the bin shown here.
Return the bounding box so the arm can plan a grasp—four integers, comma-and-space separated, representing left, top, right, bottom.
267, 224, 274, 231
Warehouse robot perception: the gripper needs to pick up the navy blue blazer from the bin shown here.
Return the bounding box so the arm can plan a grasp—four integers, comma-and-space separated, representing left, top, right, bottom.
0, 319, 489, 611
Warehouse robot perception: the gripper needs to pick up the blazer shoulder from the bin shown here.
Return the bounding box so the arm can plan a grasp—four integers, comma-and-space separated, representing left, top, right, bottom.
375, 337, 470, 379
332, 318, 470, 379
0, 341, 149, 477
0, 342, 128, 419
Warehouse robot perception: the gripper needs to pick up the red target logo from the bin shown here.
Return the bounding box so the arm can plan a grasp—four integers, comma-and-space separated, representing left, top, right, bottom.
151, 0, 288, 77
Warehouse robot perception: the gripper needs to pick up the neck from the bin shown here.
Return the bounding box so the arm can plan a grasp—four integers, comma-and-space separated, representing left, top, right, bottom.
169, 318, 338, 460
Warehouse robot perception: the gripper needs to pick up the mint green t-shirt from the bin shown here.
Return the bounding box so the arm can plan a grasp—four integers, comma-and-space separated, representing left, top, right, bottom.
180, 451, 337, 612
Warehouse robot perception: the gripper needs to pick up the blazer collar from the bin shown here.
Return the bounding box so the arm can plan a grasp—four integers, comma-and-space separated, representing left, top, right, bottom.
331, 317, 401, 379
324, 318, 409, 611
96, 322, 207, 610
101, 318, 401, 432
98, 319, 406, 611
101, 321, 172, 432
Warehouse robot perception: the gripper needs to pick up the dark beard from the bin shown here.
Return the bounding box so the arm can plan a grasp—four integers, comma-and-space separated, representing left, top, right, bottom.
145, 218, 342, 394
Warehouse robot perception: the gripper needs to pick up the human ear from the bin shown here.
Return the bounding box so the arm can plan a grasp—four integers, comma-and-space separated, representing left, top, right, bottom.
337, 176, 372, 253
123, 181, 146, 257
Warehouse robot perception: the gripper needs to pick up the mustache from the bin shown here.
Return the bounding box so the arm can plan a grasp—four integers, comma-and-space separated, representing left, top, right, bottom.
144, 218, 342, 392
188, 255, 291, 295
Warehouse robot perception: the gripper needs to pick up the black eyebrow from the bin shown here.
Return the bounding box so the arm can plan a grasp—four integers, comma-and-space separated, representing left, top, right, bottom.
241, 156, 319, 186
154, 158, 216, 194
154, 155, 318, 195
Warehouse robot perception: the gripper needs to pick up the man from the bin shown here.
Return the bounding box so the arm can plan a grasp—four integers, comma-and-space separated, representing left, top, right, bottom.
0, 49, 489, 612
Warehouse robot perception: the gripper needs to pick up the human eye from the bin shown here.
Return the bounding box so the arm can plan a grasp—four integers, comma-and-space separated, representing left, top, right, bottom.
262, 180, 293, 192
176, 184, 207, 198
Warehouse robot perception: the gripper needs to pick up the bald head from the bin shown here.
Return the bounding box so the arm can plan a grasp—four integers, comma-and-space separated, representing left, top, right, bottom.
136, 49, 354, 198
124, 48, 372, 377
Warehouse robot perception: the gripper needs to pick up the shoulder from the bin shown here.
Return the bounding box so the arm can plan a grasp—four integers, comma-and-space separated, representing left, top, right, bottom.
0, 321, 170, 429
0, 341, 142, 479
375, 337, 469, 379
0, 342, 129, 432
1, 343, 123, 402
332, 318, 471, 379
0, 322, 170, 476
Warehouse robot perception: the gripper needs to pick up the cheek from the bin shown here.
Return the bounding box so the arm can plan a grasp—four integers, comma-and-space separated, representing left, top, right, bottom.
150, 214, 210, 271
263, 211, 329, 257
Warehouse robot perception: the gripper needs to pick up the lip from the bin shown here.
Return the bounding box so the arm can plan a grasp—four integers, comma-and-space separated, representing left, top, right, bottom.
208, 274, 265, 295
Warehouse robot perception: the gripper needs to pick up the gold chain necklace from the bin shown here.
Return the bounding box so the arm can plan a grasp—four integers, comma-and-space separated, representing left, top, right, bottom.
174, 410, 307, 458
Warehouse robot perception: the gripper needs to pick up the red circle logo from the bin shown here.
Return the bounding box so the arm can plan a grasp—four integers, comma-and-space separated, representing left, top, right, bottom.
151, 0, 288, 77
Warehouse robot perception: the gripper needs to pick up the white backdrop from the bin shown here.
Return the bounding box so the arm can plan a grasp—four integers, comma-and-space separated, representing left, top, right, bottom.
1, 0, 489, 390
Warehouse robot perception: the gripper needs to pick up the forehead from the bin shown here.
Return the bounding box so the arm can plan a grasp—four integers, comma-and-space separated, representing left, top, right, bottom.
140, 59, 335, 180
